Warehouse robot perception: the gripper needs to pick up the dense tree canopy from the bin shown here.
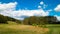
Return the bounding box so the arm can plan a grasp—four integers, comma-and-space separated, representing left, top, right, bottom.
23, 16, 58, 25
0, 15, 7, 23
0, 14, 59, 24
0, 14, 21, 24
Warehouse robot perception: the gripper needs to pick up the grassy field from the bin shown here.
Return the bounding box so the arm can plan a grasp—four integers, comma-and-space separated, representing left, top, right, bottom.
46, 24, 60, 34
0, 23, 60, 34
0, 24, 49, 34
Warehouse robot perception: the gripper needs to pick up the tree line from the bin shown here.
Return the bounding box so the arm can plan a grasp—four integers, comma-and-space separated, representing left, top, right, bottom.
0, 14, 21, 24
23, 16, 59, 25
0, 14, 60, 25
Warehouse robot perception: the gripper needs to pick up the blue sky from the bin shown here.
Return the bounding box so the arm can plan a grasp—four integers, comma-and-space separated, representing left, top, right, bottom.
0, 0, 60, 20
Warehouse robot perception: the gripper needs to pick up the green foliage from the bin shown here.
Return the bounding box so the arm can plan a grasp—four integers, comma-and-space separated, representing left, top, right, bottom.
0, 14, 21, 24
0, 14, 58, 24
46, 24, 60, 34
32, 24, 37, 26
0, 15, 8, 24
23, 16, 58, 25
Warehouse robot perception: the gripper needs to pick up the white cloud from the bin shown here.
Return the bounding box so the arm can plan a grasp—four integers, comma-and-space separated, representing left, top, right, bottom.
0, 2, 17, 16
54, 4, 60, 11
0, 2, 50, 20
40, 1, 44, 5
12, 9, 49, 17
38, 6, 41, 8
0, 9, 49, 20
39, 1, 47, 9
54, 15, 60, 21
0, 2, 17, 11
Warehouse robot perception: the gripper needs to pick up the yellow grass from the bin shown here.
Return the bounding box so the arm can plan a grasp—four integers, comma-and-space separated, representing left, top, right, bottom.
0, 24, 49, 34
6, 24, 49, 32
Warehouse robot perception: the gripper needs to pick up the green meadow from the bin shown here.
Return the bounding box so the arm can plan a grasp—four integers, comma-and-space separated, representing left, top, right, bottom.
46, 24, 60, 34
0, 24, 60, 34
0, 24, 48, 34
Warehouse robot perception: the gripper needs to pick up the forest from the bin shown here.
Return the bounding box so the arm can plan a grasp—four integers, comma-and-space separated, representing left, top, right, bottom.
0, 14, 60, 25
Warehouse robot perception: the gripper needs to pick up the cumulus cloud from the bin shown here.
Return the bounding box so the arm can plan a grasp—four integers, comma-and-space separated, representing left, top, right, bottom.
38, 6, 41, 8
40, 1, 44, 5
39, 1, 47, 9
0, 2, 50, 20
0, 2, 17, 16
12, 9, 49, 17
54, 4, 60, 11
0, 9, 49, 20
0, 2, 17, 11
1, 9, 49, 20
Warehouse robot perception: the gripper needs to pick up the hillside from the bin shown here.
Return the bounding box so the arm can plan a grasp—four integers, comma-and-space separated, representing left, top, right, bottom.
0, 14, 21, 24
0, 14, 60, 24
23, 16, 59, 25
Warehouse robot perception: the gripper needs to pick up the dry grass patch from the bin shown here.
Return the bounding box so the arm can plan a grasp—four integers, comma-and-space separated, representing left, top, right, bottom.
7, 25, 49, 33
0, 24, 49, 34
